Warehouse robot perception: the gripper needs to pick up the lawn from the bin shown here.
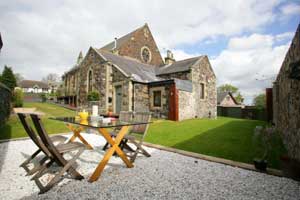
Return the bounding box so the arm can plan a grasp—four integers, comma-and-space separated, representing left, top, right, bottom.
145, 118, 285, 169
0, 102, 285, 169
0, 102, 75, 140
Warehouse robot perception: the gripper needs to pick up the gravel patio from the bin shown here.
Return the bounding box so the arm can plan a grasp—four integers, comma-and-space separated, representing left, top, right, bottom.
0, 133, 299, 200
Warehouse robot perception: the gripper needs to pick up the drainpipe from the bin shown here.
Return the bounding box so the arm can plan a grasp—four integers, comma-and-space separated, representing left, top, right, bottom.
132, 82, 135, 111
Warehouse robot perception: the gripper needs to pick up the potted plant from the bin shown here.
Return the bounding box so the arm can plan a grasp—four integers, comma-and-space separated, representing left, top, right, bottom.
107, 106, 113, 117
252, 125, 276, 171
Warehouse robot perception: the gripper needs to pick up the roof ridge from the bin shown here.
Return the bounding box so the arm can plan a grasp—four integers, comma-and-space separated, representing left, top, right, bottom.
100, 24, 147, 50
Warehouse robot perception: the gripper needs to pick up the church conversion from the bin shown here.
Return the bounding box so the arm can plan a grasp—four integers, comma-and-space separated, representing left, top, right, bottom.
60, 24, 217, 121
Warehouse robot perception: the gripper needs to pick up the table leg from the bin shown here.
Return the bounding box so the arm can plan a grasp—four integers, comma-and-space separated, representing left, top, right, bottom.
66, 123, 93, 150
89, 126, 133, 182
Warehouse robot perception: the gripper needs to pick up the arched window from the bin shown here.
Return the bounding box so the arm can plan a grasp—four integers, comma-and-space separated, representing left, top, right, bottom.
88, 70, 93, 92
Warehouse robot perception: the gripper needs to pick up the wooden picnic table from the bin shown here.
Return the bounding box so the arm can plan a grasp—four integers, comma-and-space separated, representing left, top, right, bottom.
51, 116, 151, 182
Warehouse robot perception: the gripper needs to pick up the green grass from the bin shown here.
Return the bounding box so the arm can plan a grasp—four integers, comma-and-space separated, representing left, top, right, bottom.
145, 117, 286, 169
0, 102, 75, 140
0, 102, 286, 169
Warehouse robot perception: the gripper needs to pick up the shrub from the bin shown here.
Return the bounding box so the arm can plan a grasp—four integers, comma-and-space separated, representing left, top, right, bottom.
40, 93, 47, 102
13, 87, 23, 107
87, 91, 100, 101
0, 83, 12, 126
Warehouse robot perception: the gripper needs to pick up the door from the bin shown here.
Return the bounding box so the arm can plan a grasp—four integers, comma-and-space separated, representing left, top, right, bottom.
115, 85, 122, 113
168, 83, 179, 121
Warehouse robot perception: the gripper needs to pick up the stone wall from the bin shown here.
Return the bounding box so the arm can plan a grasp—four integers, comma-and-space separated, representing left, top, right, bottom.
178, 90, 195, 120
78, 48, 107, 110
117, 24, 164, 66
149, 85, 171, 119
273, 25, 300, 162
133, 83, 149, 112
191, 56, 217, 119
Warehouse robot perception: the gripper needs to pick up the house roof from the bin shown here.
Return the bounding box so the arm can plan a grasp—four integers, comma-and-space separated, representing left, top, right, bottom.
217, 92, 238, 105
19, 80, 49, 89
100, 24, 146, 51
95, 49, 162, 83
157, 56, 204, 75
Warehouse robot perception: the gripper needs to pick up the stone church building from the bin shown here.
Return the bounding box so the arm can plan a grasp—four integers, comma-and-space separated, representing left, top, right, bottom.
61, 24, 217, 121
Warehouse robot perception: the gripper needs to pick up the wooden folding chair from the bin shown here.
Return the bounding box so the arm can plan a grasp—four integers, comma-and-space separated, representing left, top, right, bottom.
30, 114, 86, 194
105, 112, 152, 162
15, 109, 67, 176
122, 112, 152, 162
102, 111, 133, 151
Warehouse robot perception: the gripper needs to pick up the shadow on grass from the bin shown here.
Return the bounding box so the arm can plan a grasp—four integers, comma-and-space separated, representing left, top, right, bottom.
171, 120, 284, 169
0, 124, 11, 173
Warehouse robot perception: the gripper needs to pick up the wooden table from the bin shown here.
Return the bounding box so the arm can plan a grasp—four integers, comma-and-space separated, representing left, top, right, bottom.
51, 117, 150, 182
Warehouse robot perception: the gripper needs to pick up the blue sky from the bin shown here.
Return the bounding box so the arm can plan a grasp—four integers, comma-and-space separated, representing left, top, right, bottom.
0, 0, 299, 104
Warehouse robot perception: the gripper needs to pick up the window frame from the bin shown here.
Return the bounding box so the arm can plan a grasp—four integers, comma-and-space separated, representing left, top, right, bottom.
153, 90, 162, 107
200, 83, 205, 99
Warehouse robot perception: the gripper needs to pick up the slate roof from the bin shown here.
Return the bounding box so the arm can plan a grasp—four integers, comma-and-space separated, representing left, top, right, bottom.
95, 49, 162, 83
217, 92, 238, 105
100, 24, 146, 51
19, 80, 49, 89
156, 56, 204, 75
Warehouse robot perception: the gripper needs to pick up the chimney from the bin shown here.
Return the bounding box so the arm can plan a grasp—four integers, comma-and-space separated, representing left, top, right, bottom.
112, 37, 118, 54
164, 50, 175, 65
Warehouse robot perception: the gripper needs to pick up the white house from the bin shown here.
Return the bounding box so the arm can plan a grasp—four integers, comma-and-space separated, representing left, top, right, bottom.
19, 80, 50, 93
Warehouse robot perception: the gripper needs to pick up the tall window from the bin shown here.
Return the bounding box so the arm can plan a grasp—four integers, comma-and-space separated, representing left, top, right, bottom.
88, 70, 93, 92
153, 91, 162, 107
200, 83, 205, 99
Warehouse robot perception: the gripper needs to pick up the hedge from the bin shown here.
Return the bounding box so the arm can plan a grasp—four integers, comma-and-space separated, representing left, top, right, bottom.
0, 82, 12, 126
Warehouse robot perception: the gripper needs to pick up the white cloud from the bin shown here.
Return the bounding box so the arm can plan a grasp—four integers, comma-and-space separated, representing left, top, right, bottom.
211, 33, 290, 104
0, 0, 283, 80
280, 3, 300, 16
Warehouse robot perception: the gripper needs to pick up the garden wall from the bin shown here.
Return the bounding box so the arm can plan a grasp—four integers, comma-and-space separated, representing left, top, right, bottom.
0, 82, 11, 126
217, 106, 267, 121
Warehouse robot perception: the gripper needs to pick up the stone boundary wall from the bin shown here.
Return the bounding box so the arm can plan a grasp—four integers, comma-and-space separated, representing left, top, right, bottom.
273, 24, 300, 162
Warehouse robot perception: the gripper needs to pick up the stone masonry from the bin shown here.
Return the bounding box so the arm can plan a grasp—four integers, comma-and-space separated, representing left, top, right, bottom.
273, 24, 300, 162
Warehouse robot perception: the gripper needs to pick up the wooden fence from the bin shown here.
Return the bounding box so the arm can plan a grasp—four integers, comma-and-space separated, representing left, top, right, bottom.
217, 106, 267, 121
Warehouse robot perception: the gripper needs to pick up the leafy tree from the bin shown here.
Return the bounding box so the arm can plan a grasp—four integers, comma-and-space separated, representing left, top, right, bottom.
253, 93, 266, 109
217, 84, 238, 94
218, 84, 244, 104
0, 65, 17, 90
13, 87, 24, 107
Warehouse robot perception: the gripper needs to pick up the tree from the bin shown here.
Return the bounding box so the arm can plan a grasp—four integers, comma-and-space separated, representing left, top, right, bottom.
0, 65, 17, 90
42, 73, 60, 84
253, 93, 266, 109
217, 84, 238, 94
217, 84, 244, 104
14, 73, 24, 86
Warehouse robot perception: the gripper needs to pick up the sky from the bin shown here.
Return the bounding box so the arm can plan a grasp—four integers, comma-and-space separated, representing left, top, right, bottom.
0, 0, 299, 104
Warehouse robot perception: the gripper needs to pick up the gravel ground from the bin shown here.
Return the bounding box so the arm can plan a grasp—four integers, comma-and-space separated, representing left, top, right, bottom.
0, 133, 299, 200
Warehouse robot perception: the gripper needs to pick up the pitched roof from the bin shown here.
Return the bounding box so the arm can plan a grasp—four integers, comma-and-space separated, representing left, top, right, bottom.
100, 24, 146, 51
19, 80, 49, 89
95, 49, 162, 83
217, 92, 238, 105
157, 56, 204, 75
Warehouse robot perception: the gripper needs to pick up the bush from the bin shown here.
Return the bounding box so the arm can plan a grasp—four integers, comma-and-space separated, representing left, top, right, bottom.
40, 93, 47, 102
13, 87, 23, 107
87, 91, 100, 101
0, 83, 11, 126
